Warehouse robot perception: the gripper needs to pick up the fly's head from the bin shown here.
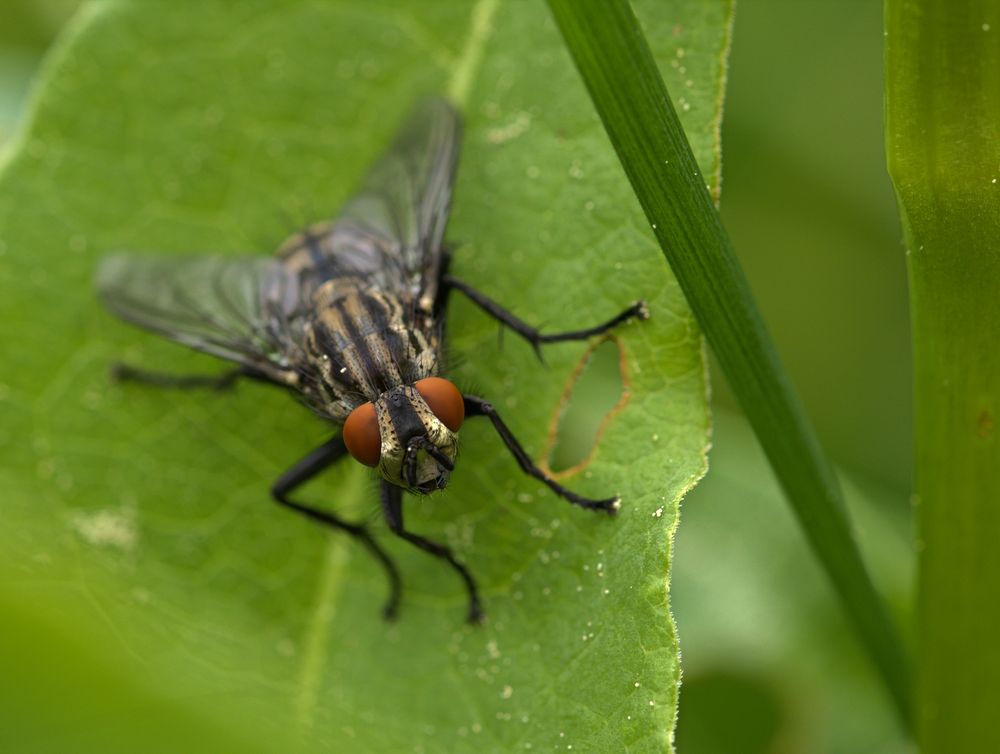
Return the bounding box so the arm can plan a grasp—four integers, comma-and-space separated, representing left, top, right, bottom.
342, 378, 464, 494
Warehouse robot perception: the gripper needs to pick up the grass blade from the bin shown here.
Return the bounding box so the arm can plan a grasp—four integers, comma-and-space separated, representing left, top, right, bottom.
885, 1, 1000, 749
548, 0, 912, 728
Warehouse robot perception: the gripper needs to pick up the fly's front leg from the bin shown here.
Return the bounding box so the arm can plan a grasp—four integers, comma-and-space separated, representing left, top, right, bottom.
380, 482, 483, 624
443, 274, 648, 359
111, 363, 265, 391
273, 436, 402, 620
463, 394, 620, 515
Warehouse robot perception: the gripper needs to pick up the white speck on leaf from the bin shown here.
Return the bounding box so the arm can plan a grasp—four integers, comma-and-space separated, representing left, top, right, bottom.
487, 111, 531, 144
72, 508, 137, 550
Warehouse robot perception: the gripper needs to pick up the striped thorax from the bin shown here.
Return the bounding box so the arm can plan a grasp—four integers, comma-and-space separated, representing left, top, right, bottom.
300, 279, 461, 494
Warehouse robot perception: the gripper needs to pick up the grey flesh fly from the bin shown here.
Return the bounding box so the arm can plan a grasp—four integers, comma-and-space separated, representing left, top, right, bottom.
97, 98, 648, 622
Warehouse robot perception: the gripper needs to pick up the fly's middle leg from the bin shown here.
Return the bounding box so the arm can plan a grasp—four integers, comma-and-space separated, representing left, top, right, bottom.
273, 436, 403, 620
463, 394, 620, 515
443, 274, 648, 359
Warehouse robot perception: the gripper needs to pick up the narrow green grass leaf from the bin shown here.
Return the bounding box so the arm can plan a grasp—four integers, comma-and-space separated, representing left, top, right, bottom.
885, 1, 1000, 750
548, 0, 913, 728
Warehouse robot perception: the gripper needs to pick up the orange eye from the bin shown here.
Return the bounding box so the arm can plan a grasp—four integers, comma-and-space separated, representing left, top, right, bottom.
343, 402, 381, 467
415, 377, 464, 432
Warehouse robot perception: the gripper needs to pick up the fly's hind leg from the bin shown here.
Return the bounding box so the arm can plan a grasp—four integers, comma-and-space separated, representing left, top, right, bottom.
380, 482, 483, 624
443, 274, 648, 359
273, 436, 403, 620
109, 362, 287, 391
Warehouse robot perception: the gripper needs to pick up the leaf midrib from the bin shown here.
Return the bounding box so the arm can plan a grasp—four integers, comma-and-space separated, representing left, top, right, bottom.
291, 0, 501, 732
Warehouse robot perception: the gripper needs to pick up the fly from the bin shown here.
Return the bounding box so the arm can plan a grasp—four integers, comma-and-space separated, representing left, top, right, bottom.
97, 98, 648, 623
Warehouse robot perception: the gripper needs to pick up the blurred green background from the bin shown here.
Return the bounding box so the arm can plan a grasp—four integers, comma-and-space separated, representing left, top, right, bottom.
0, 1, 913, 752
676, 2, 913, 752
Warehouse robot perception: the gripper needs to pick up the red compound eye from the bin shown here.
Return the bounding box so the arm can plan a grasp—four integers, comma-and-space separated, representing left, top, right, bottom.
414, 377, 464, 432
343, 402, 381, 467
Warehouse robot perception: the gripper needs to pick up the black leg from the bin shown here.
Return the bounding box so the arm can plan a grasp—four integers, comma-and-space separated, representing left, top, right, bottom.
272, 436, 402, 620
380, 481, 483, 624
111, 362, 245, 390
463, 394, 620, 515
444, 274, 648, 358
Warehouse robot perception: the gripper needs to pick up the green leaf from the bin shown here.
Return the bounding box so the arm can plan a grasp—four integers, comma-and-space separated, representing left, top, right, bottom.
547, 0, 912, 728
0, 1, 81, 146
885, 1, 1000, 750
0, 1, 725, 750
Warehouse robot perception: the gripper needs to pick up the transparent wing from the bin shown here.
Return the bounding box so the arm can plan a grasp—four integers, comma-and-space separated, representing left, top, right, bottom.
282, 98, 460, 306
97, 253, 307, 383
